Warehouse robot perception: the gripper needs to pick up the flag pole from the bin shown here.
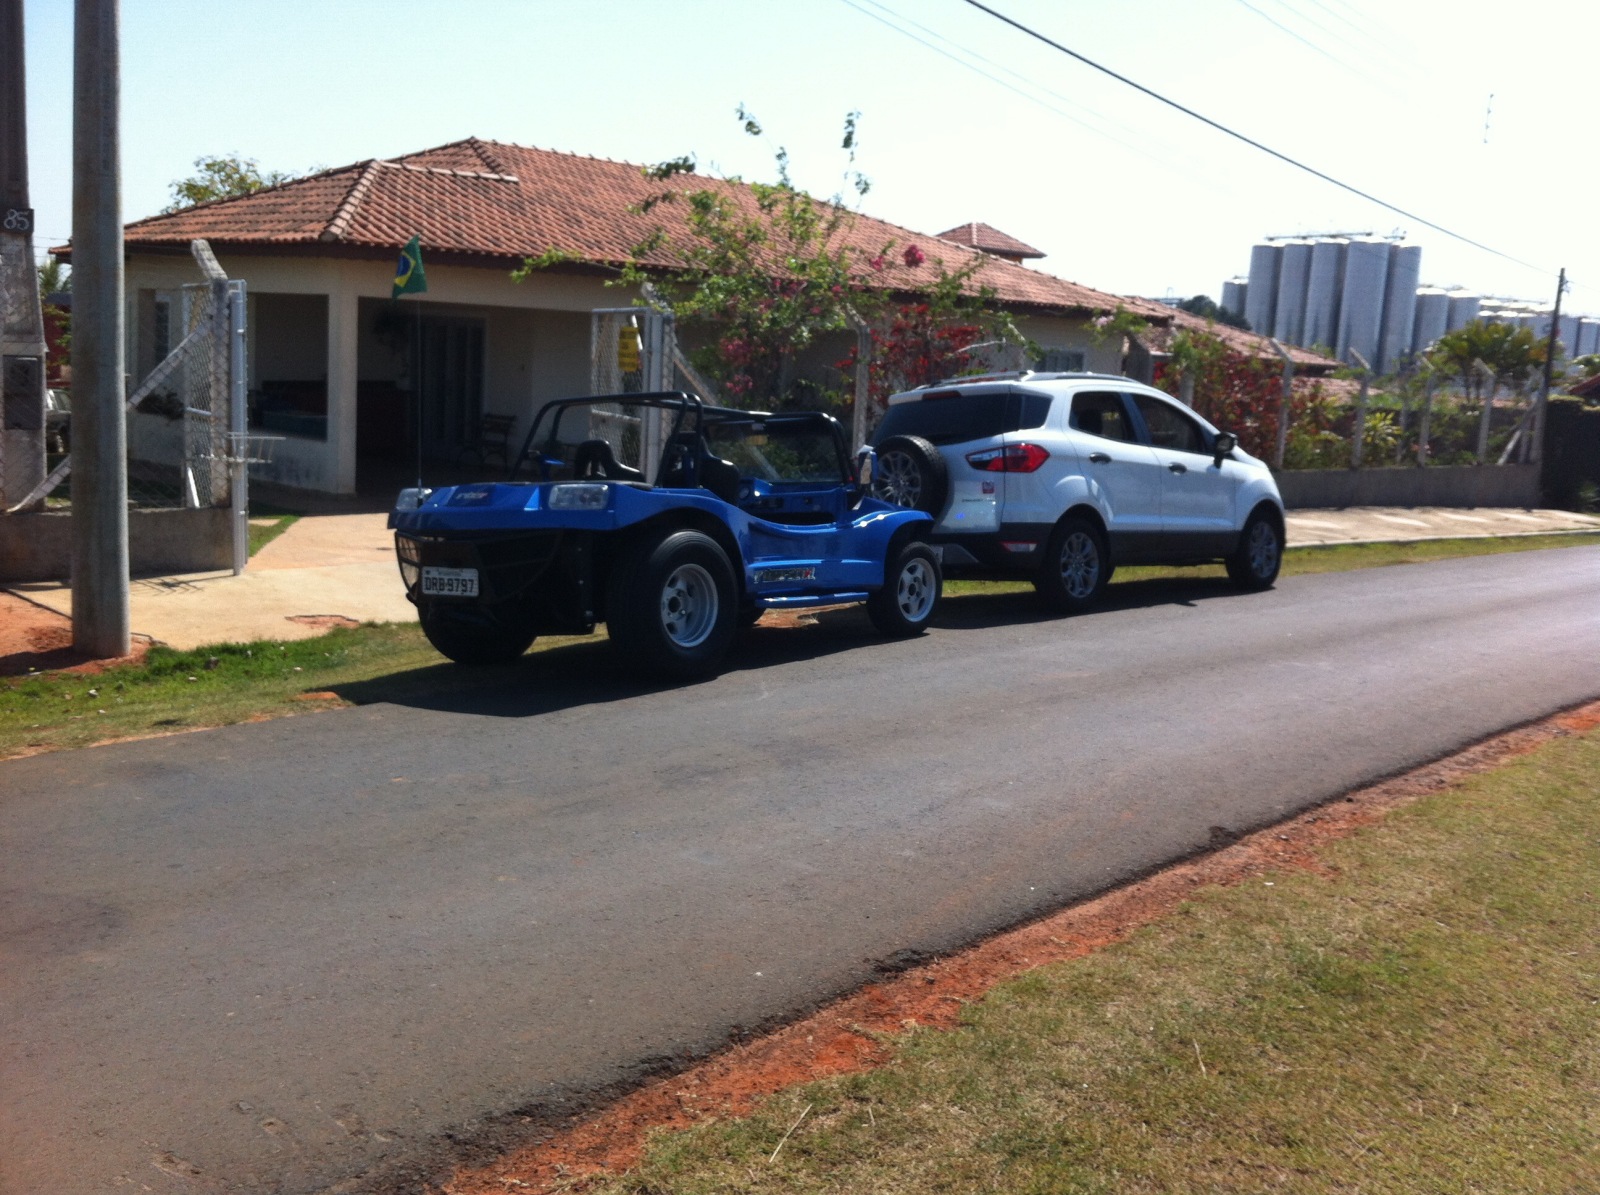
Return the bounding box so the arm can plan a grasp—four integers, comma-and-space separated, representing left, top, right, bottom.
414, 294, 423, 490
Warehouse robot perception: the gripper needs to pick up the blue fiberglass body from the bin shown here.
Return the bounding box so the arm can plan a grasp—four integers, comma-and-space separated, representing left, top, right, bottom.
391, 477, 927, 610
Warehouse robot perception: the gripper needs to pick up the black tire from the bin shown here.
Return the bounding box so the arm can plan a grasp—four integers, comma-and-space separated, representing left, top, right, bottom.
1033, 515, 1112, 613
868, 541, 942, 637
419, 603, 537, 666
1226, 507, 1284, 590
606, 530, 738, 679
871, 435, 948, 516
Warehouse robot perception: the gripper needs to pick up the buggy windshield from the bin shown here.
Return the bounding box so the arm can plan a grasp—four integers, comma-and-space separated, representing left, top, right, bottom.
703, 414, 850, 485
509, 392, 701, 484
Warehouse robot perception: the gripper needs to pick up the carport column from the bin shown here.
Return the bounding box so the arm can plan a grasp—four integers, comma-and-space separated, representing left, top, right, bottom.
326, 273, 359, 495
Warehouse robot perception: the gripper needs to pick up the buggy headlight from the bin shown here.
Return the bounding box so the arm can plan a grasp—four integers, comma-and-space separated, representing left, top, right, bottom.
395, 486, 433, 511
548, 483, 611, 510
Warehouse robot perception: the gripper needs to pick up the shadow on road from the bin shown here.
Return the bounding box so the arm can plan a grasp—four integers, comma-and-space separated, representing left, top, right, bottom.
331, 573, 1261, 719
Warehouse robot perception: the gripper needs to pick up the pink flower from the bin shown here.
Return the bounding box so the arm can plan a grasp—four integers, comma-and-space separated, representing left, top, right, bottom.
902, 245, 925, 268
868, 254, 886, 272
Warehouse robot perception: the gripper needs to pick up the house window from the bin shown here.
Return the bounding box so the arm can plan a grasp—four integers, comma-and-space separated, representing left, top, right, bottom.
1039, 348, 1085, 373
152, 300, 171, 365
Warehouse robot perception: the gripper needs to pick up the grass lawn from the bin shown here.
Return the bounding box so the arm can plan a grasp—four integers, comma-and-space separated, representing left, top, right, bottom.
586, 722, 1600, 1194
247, 503, 301, 556
2, 533, 1596, 762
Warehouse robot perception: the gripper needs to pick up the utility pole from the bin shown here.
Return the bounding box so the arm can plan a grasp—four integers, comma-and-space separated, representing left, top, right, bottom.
71, 0, 129, 657
1531, 268, 1564, 468
1, 0, 47, 511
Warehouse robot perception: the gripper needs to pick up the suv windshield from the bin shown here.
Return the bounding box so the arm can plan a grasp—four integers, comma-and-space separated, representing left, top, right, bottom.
872, 389, 1050, 446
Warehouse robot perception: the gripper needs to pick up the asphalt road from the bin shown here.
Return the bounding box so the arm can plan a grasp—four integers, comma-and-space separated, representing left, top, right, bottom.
3, 547, 1598, 1194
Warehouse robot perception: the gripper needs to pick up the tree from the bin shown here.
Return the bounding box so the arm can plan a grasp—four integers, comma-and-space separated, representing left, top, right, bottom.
37, 254, 68, 300
596, 109, 1020, 409
163, 154, 293, 213
1428, 320, 1546, 402
1176, 293, 1250, 332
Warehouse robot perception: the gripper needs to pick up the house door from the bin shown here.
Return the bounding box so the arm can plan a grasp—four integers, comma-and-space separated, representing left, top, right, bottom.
416, 316, 485, 462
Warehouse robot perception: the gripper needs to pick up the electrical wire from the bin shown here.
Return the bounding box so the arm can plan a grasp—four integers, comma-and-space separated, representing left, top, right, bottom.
1233, 0, 1375, 82
836, 0, 1219, 185
959, 0, 1553, 279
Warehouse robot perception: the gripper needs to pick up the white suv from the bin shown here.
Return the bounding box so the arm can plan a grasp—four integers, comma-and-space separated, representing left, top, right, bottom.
867, 371, 1286, 611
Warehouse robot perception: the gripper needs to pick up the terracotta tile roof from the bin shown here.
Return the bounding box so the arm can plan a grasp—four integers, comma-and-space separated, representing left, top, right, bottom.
111, 136, 1155, 319
936, 221, 1045, 260
1140, 306, 1339, 372
106, 136, 1335, 370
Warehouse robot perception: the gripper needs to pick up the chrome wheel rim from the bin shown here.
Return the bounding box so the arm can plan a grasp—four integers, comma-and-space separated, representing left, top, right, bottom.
873, 451, 921, 508
660, 563, 718, 648
1059, 531, 1100, 599
1247, 520, 1280, 578
895, 558, 936, 623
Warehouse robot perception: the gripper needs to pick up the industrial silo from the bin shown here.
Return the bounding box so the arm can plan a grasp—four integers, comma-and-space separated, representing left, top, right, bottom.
1578, 319, 1600, 357
1273, 241, 1312, 345
1302, 239, 1346, 351
1377, 243, 1422, 372
1412, 288, 1450, 355
1446, 293, 1480, 330
1245, 244, 1282, 340
1220, 278, 1248, 324
1335, 239, 1389, 367
1559, 314, 1580, 357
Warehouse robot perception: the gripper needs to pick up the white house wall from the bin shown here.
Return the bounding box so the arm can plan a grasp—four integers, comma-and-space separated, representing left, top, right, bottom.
127, 251, 627, 495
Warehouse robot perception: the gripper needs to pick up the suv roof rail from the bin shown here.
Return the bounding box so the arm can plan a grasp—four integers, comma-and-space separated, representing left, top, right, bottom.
925, 370, 1134, 388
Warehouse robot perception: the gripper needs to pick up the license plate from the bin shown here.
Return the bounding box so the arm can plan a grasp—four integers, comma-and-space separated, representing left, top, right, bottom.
421, 566, 479, 597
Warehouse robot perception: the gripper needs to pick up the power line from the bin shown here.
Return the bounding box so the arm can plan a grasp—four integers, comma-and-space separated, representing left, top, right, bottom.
959, 0, 1552, 278
836, 0, 1211, 184
1233, 0, 1370, 79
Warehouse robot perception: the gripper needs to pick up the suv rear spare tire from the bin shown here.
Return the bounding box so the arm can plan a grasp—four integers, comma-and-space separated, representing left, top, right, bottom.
872, 435, 948, 516
607, 529, 738, 679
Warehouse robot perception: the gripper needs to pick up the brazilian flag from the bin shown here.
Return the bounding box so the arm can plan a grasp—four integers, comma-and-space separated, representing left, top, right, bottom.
392, 235, 427, 298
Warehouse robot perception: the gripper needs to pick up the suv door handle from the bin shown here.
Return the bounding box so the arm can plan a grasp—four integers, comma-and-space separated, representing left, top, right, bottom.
1168, 461, 1188, 474
1088, 452, 1111, 464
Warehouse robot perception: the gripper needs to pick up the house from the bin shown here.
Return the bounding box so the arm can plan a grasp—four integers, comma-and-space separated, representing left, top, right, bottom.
92, 137, 1325, 498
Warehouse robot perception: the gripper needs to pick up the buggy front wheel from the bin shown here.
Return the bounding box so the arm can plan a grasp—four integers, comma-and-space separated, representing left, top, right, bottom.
419, 603, 537, 666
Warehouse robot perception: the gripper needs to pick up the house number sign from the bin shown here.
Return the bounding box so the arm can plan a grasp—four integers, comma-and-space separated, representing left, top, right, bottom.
2, 207, 34, 235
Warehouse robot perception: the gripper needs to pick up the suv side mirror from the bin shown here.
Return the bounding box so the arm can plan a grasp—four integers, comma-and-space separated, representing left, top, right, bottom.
1212, 431, 1238, 467
855, 447, 876, 489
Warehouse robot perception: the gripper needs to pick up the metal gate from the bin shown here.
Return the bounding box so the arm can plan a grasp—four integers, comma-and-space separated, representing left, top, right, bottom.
4, 239, 264, 573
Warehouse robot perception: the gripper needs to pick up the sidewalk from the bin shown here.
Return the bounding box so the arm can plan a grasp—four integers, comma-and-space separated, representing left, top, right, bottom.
7, 507, 1599, 651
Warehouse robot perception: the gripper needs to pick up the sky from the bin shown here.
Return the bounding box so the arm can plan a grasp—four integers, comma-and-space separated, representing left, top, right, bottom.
20, 0, 1600, 317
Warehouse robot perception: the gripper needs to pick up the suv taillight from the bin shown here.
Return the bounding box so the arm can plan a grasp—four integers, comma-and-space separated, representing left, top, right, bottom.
965, 443, 1050, 473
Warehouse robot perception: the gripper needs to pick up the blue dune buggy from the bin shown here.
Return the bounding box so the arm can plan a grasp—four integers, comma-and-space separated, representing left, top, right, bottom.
389, 391, 941, 678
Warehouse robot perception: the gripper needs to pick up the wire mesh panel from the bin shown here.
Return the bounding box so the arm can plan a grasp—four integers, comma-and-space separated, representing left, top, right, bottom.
0, 230, 49, 511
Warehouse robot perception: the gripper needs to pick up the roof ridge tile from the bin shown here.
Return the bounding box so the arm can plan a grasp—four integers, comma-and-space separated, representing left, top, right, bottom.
320, 160, 383, 243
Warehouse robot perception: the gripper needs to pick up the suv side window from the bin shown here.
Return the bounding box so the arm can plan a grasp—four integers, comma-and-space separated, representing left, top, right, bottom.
1130, 393, 1209, 455
872, 391, 1050, 446
1068, 391, 1135, 443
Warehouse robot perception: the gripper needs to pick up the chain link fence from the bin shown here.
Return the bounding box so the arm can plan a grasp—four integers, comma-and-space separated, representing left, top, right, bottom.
0, 230, 48, 511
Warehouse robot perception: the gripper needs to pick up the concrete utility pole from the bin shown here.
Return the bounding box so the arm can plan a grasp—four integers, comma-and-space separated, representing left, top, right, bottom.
1531, 267, 1565, 468
70, 0, 129, 657
0, 0, 48, 511
1348, 349, 1371, 470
